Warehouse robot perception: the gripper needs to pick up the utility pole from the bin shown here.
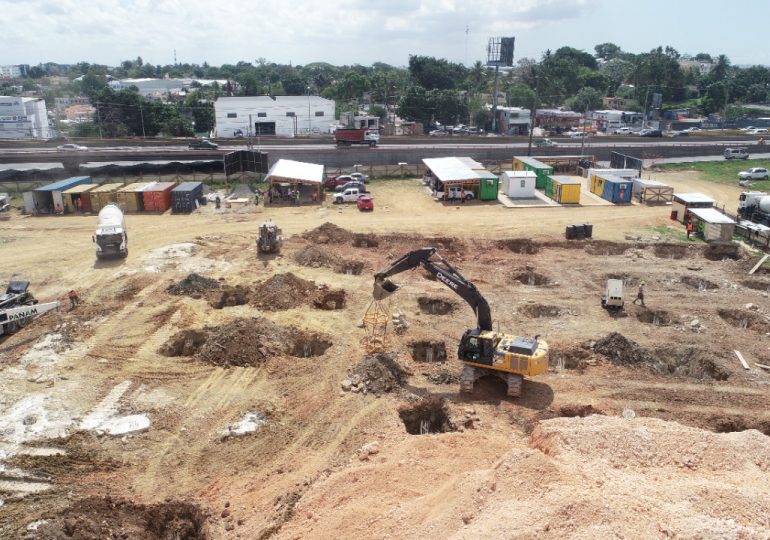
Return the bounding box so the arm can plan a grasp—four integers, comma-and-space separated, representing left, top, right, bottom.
526, 67, 538, 157
248, 114, 253, 151
307, 85, 311, 134
95, 103, 103, 139
491, 64, 500, 133
139, 103, 146, 138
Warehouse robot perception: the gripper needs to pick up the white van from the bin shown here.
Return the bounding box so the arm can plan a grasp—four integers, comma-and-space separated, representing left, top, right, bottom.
724, 148, 749, 160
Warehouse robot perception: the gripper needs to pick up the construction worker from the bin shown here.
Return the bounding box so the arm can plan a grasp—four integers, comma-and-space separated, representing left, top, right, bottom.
686, 219, 694, 240
67, 290, 80, 309
632, 281, 646, 307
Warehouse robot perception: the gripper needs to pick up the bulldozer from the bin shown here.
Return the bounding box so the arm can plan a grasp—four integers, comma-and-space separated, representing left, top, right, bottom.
374, 248, 549, 397
256, 220, 282, 254
0, 280, 60, 336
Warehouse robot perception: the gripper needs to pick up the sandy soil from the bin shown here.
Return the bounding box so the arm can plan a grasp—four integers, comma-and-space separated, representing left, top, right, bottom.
0, 174, 769, 539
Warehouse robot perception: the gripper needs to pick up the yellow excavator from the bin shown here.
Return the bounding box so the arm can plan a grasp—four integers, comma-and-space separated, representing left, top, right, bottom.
374, 247, 549, 397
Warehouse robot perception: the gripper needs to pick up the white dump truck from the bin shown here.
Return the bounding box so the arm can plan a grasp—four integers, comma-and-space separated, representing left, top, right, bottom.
94, 204, 128, 259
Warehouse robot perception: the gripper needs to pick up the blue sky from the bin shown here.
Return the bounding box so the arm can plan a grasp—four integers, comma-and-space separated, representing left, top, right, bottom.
1, 0, 767, 68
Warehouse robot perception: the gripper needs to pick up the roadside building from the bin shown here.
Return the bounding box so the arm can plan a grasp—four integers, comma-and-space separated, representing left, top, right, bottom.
214, 96, 335, 138
0, 96, 52, 139
493, 106, 531, 135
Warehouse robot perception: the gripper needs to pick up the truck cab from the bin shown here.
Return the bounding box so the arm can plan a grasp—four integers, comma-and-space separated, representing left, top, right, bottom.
333, 188, 364, 204
94, 204, 128, 259
601, 279, 624, 311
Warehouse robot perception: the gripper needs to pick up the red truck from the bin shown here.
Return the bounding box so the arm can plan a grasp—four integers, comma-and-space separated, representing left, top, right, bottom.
334, 128, 380, 148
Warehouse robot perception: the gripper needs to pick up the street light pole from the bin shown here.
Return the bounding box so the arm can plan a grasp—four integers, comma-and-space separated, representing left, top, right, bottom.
307, 85, 311, 134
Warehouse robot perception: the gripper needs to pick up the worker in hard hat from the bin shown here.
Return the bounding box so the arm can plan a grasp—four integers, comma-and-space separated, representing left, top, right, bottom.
632, 281, 646, 307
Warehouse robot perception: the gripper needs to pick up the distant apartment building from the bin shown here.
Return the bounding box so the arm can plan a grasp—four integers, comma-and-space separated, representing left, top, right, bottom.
109, 77, 228, 100
602, 96, 638, 110
493, 106, 531, 135
0, 65, 28, 79
0, 96, 52, 138
214, 96, 336, 138
679, 59, 714, 76
592, 109, 644, 131
54, 96, 92, 111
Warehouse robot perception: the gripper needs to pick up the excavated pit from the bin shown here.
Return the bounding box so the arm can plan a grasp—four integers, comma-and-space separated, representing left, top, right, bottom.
159, 318, 333, 366
209, 286, 249, 309
498, 238, 540, 254
703, 242, 742, 261
708, 416, 770, 436
519, 303, 562, 318
594, 333, 730, 380
313, 288, 346, 310
549, 343, 592, 370
584, 241, 630, 256
29, 496, 209, 540
167, 273, 221, 296
398, 398, 455, 435
653, 243, 690, 260
409, 340, 447, 362
352, 233, 380, 248
681, 276, 719, 290
717, 308, 770, 334
741, 279, 770, 292
559, 404, 604, 417
636, 309, 674, 326
335, 260, 364, 275
513, 269, 551, 286
417, 296, 456, 315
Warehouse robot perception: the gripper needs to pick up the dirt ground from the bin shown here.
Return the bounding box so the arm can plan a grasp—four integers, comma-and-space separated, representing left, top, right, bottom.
1, 174, 769, 539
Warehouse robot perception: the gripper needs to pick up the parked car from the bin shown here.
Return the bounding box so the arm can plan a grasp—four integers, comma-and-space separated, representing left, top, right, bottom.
436, 186, 474, 201
57, 143, 88, 151
724, 148, 749, 160
615, 127, 633, 135
334, 181, 368, 193
323, 174, 354, 190
533, 138, 558, 147
333, 188, 365, 204
188, 139, 219, 149
429, 129, 449, 137
639, 129, 662, 137
357, 195, 374, 211
738, 168, 769, 180
348, 172, 369, 184
682, 127, 701, 133
747, 128, 769, 135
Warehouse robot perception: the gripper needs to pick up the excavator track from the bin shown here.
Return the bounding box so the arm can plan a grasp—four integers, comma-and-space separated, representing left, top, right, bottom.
506, 373, 523, 397
459, 365, 476, 393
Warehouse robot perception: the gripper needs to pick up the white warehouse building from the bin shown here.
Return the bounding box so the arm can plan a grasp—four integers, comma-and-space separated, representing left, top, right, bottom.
214, 96, 335, 138
0, 96, 52, 139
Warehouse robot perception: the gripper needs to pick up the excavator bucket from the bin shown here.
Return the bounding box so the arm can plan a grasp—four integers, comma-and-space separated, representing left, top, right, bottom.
373, 278, 399, 301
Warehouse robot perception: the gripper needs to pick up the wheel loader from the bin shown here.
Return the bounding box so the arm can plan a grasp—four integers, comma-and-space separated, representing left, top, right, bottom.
257, 220, 282, 254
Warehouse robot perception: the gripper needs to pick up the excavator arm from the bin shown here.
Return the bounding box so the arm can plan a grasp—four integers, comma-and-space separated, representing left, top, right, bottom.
374, 247, 493, 331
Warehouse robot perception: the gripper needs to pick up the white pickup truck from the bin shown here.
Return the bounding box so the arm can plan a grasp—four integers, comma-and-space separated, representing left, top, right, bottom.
436, 186, 474, 201
333, 188, 365, 204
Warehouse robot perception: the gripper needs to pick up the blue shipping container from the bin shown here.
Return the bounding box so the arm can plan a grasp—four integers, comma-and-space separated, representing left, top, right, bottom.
600, 176, 632, 204
171, 182, 203, 213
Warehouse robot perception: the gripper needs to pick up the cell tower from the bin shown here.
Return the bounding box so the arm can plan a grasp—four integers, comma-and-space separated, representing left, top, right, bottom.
486, 37, 515, 133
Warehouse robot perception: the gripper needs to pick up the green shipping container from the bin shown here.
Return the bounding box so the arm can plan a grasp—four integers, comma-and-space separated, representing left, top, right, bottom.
514, 157, 553, 189
544, 176, 554, 198
477, 173, 499, 201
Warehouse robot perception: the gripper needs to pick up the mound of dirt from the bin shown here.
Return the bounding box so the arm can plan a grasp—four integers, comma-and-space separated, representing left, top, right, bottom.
594, 332, 655, 365
352, 233, 380, 248
159, 329, 208, 357
208, 285, 250, 309
348, 353, 410, 395
703, 241, 742, 261
30, 496, 208, 540
252, 272, 317, 311
293, 245, 364, 275
302, 222, 354, 244
167, 273, 221, 296
159, 317, 332, 366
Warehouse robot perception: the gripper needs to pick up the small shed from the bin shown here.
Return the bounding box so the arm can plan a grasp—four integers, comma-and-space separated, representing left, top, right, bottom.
550, 176, 581, 204
633, 178, 674, 204
142, 182, 177, 212
512, 157, 553, 189
24, 176, 92, 214
172, 182, 204, 213
590, 174, 632, 204
689, 208, 736, 242
61, 183, 99, 213
265, 159, 324, 204
116, 182, 153, 212
500, 171, 536, 198
89, 183, 125, 213
671, 192, 714, 223
476, 169, 499, 201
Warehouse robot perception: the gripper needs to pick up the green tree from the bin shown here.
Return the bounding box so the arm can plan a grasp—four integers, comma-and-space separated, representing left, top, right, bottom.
408, 55, 468, 90
506, 83, 536, 108
567, 87, 603, 112
594, 43, 622, 61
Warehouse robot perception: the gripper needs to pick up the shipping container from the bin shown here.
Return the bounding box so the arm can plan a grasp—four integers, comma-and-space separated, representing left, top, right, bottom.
500, 171, 536, 198
142, 182, 177, 212
550, 176, 582, 204
477, 171, 499, 201
116, 182, 152, 212
24, 176, 92, 214
89, 183, 125, 213
61, 183, 99, 213
632, 178, 674, 204
512, 157, 553, 189
544, 175, 554, 199
590, 174, 632, 204
172, 182, 204, 213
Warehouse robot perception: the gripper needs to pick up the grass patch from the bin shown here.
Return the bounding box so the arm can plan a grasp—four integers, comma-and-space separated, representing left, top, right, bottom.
657, 159, 770, 191
647, 224, 698, 243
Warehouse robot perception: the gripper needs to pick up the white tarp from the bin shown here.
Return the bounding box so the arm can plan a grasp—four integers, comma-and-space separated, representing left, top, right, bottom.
689, 208, 735, 224
422, 157, 482, 183
265, 159, 324, 184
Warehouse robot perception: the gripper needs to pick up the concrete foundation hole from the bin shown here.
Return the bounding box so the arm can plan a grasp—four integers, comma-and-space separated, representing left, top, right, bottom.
335, 260, 364, 275
290, 335, 333, 358
710, 416, 770, 436
653, 244, 689, 259
514, 270, 551, 286
499, 238, 540, 254
717, 308, 770, 334
209, 286, 249, 309
409, 340, 447, 362
559, 404, 603, 417
704, 242, 742, 261
681, 276, 719, 290
741, 279, 770, 292
636, 309, 674, 326
398, 398, 455, 435
313, 289, 346, 310
418, 296, 456, 315
352, 233, 380, 248
584, 241, 629, 256
158, 329, 208, 357
519, 303, 561, 318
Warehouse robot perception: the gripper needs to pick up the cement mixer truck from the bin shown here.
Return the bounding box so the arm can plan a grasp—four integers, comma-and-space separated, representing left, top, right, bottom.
738, 191, 770, 226
93, 204, 128, 259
